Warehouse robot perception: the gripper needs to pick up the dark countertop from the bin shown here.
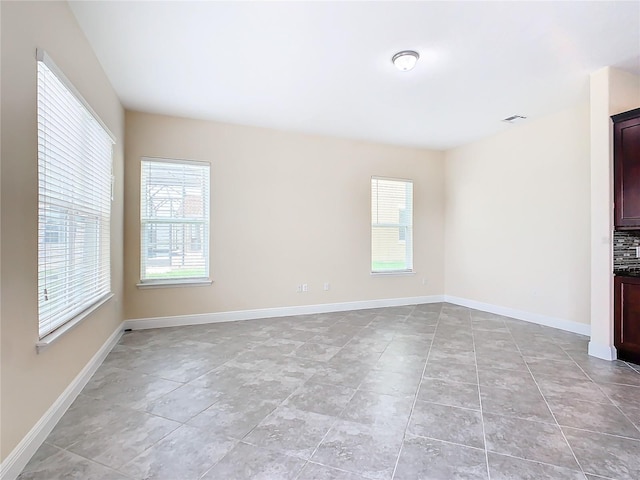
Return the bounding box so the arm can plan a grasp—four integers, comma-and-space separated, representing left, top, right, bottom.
614, 270, 640, 278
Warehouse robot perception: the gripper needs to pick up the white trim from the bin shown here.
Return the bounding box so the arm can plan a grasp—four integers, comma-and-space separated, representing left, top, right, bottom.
444, 295, 592, 336
124, 295, 445, 330
36, 49, 115, 143
0, 323, 124, 480
36, 294, 114, 352
370, 271, 415, 276
588, 341, 618, 361
136, 280, 213, 289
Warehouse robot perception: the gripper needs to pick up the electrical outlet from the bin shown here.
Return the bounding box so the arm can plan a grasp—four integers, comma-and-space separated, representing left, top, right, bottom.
296, 285, 302, 293
323, 282, 330, 291
302, 283, 308, 292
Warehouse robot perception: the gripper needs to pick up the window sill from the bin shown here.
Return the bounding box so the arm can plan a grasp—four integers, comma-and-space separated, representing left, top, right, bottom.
136, 279, 213, 289
371, 270, 415, 276
36, 293, 114, 353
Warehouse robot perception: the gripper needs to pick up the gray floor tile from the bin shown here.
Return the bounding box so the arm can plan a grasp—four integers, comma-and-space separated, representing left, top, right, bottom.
18, 443, 62, 475
428, 346, 477, 365
535, 374, 612, 405
487, 452, 585, 479
229, 372, 305, 403
285, 382, 356, 416
480, 384, 555, 424
187, 396, 280, 438
201, 441, 306, 480
525, 357, 590, 380
308, 362, 373, 388
143, 383, 223, 422
47, 395, 119, 448
312, 419, 404, 480
340, 390, 413, 430
417, 377, 481, 410
82, 366, 182, 410
119, 424, 237, 479
475, 348, 528, 371
66, 409, 181, 469
358, 368, 421, 397
547, 395, 640, 439
188, 364, 257, 392
477, 366, 538, 392
564, 427, 640, 480
244, 406, 336, 459
483, 412, 579, 470
296, 461, 367, 479
374, 351, 426, 374
394, 434, 488, 480
290, 342, 341, 361
423, 360, 478, 384
328, 345, 383, 365
22, 303, 638, 480
18, 448, 129, 480
408, 400, 485, 449
597, 382, 640, 409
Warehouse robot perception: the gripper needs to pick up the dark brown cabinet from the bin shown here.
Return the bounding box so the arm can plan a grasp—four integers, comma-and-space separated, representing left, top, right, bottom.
614, 275, 640, 364
613, 108, 640, 229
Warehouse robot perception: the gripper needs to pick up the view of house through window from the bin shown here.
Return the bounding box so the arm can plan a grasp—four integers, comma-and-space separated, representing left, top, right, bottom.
140, 158, 210, 282
371, 177, 413, 273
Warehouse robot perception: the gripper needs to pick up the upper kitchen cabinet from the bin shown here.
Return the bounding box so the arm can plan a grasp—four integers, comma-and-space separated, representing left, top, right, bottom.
614, 108, 640, 229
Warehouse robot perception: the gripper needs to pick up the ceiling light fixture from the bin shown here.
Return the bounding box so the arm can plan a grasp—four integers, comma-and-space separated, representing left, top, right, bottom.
392, 50, 419, 71
502, 115, 527, 124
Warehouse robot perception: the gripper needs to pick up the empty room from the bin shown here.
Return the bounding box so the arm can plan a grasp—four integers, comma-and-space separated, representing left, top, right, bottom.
2, 1, 640, 479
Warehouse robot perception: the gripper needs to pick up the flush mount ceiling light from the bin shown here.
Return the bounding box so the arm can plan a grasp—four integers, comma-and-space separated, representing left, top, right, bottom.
392, 50, 419, 71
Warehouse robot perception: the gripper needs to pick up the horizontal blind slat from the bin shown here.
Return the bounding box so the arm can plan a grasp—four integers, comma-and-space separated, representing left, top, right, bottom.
37, 57, 113, 339
371, 177, 413, 273
140, 158, 210, 281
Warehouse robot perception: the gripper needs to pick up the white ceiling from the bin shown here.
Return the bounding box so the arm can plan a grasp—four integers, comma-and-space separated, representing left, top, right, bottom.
69, 1, 640, 150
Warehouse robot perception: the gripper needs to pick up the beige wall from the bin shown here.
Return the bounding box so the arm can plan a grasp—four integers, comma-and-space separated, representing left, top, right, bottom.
0, 1, 124, 461
124, 112, 445, 320
444, 102, 591, 325
589, 67, 640, 358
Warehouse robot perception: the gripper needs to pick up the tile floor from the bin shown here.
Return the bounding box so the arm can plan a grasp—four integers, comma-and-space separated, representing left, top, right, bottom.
18, 303, 640, 480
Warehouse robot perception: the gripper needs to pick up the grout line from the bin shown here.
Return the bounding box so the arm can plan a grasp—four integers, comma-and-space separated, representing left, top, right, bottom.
553, 352, 640, 438
292, 316, 378, 479
504, 325, 587, 477
390, 303, 442, 479
470, 310, 492, 480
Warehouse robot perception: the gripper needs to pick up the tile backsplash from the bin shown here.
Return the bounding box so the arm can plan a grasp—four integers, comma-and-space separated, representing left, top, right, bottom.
614, 231, 640, 272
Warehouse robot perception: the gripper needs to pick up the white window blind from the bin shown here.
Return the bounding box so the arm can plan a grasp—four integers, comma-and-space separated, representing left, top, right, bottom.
140, 158, 210, 283
37, 51, 114, 339
371, 177, 413, 273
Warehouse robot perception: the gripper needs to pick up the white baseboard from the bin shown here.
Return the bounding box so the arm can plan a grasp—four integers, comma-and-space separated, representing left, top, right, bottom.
125, 295, 446, 330
0, 323, 124, 480
588, 341, 617, 361
444, 295, 592, 336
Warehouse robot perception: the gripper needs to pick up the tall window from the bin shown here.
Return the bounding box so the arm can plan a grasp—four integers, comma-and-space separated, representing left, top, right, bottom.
140, 158, 210, 283
371, 177, 413, 273
37, 51, 114, 339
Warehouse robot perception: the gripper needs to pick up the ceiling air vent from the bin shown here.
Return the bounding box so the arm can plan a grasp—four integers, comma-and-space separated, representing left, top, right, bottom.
502, 115, 527, 124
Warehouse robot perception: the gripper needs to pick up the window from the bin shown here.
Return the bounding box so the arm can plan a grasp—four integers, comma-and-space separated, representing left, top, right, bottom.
140, 158, 210, 283
371, 177, 413, 273
37, 51, 114, 339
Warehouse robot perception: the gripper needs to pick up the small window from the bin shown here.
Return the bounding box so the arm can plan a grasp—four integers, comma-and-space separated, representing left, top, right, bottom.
140, 158, 210, 283
37, 51, 114, 339
371, 177, 413, 273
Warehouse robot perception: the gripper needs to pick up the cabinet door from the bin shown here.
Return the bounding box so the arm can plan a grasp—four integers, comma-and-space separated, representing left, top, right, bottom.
614, 114, 640, 228
614, 276, 640, 364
